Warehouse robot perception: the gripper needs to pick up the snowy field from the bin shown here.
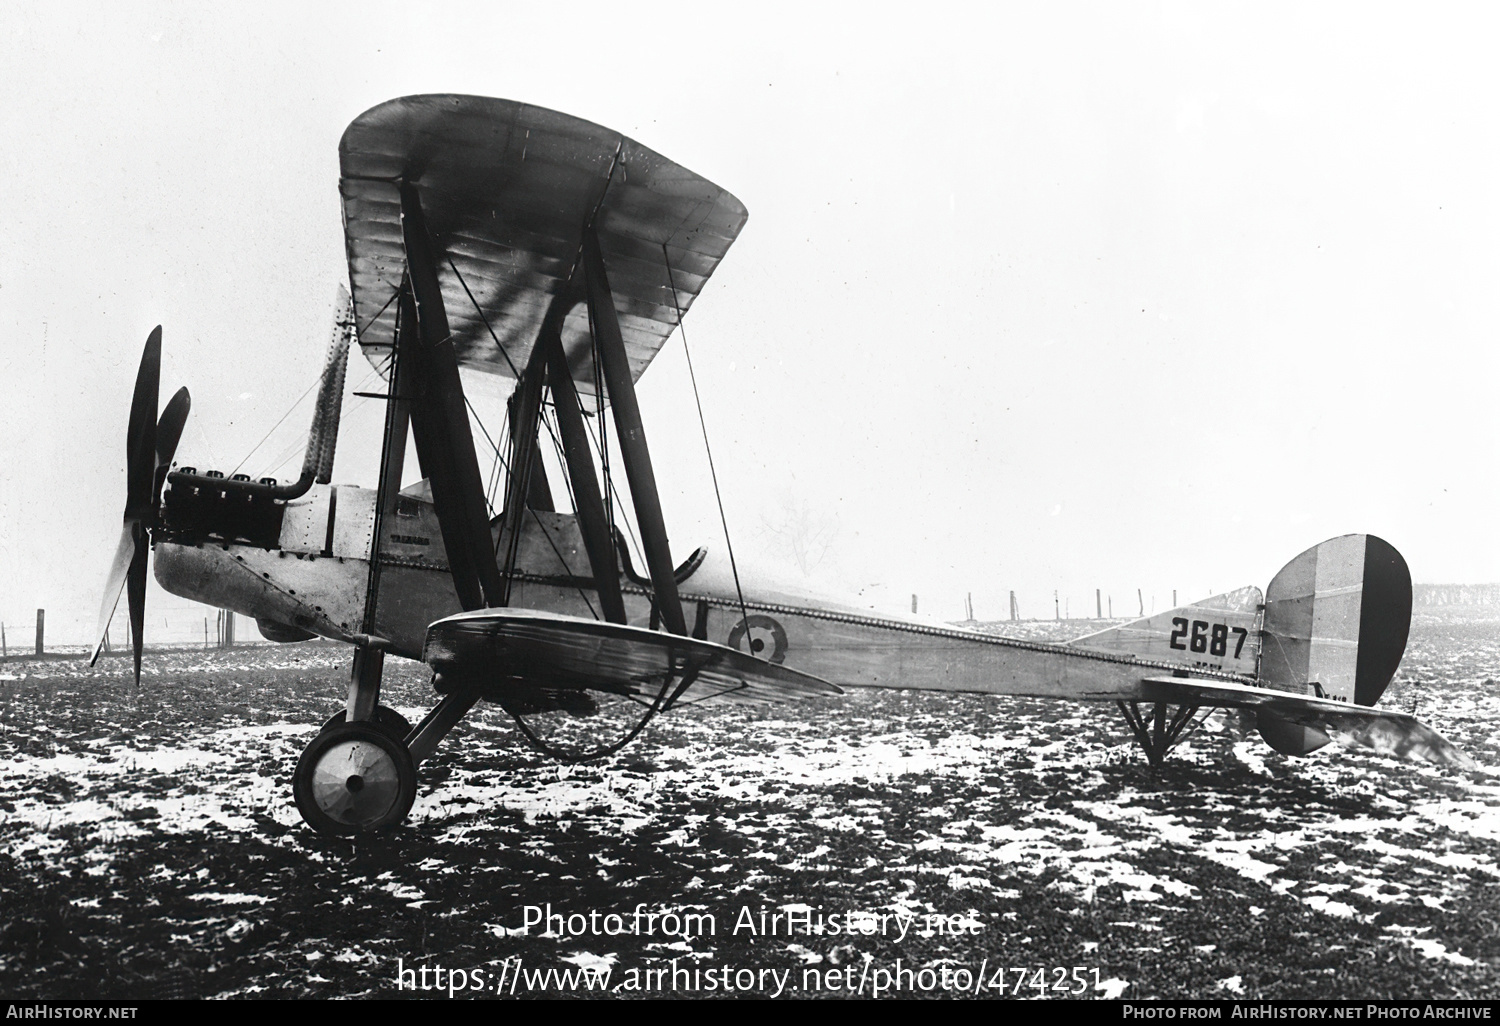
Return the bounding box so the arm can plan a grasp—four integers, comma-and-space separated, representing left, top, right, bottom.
0, 609, 1496, 999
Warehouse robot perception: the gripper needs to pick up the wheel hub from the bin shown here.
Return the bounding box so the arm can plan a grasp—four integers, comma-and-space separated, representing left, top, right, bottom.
296, 718, 417, 836
306, 736, 403, 827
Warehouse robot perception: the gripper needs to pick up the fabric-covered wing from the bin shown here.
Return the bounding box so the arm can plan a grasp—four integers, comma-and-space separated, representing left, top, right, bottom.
339, 95, 748, 397
1140, 676, 1474, 769
424, 609, 841, 706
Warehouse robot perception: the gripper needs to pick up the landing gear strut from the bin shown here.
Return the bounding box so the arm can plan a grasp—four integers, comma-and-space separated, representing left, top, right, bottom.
1118, 701, 1201, 768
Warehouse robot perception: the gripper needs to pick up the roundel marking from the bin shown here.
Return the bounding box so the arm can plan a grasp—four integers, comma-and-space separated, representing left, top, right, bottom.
727, 614, 788, 664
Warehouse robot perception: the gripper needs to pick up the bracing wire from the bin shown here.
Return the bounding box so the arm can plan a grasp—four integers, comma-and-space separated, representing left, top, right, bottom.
236, 309, 371, 478
543, 405, 580, 514
444, 258, 596, 519
663, 244, 751, 634
466, 391, 598, 621
445, 256, 651, 604
230, 372, 325, 477
578, 408, 646, 574
462, 394, 508, 518
580, 296, 651, 578
256, 366, 383, 481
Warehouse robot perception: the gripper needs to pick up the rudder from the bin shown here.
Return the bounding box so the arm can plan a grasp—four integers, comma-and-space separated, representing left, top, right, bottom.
1257, 534, 1411, 755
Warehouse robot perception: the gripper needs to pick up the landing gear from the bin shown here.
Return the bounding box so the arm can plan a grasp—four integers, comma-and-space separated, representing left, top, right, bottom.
293, 723, 417, 836
1118, 701, 1201, 768
318, 705, 414, 743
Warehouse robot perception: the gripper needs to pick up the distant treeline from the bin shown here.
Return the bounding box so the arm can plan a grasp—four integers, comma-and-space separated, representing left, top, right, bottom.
1415, 584, 1500, 606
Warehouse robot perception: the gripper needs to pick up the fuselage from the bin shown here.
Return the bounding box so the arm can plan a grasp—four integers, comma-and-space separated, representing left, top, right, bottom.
154, 478, 1252, 705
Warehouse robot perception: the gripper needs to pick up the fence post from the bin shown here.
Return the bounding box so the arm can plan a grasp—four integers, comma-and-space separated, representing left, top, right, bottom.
1096, 589, 1102, 619
35, 610, 44, 656
224, 611, 234, 649
204, 617, 209, 649
2, 622, 6, 659
1137, 589, 1144, 616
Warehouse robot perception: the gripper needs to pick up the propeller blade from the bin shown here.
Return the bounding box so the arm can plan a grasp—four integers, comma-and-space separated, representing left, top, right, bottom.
152, 386, 192, 508
127, 523, 149, 686
124, 327, 161, 522
89, 520, 142, 665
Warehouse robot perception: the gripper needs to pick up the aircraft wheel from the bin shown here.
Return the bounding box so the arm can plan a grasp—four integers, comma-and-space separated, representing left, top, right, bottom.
294, 723, 416, 837
319, 705, 414, 743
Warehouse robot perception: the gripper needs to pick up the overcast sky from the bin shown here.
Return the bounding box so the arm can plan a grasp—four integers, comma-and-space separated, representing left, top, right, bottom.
3, 1, 1497, 642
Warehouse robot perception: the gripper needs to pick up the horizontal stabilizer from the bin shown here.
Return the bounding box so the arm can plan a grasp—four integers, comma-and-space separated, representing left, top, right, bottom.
424, 608, 842, 707
1140, 675, 1474, 770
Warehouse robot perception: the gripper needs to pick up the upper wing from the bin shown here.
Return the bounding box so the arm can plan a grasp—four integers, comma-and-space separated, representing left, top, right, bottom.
339, 95, 748, 397
424, 608, 841, 707
1141, 675, 1474, 770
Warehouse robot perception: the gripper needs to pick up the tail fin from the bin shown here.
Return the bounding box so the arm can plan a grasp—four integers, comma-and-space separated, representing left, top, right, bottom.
1256, 534, 1410, 755
1259, 534, 1411, 706
1068, 584, 1263, 676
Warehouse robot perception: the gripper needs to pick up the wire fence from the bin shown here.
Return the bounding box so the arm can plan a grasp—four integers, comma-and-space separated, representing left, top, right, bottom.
0, 599, 273, 659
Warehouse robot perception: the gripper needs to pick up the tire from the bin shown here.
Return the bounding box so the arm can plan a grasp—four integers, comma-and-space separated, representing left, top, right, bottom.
319, 705, 414, 743
293, 723, 416, 837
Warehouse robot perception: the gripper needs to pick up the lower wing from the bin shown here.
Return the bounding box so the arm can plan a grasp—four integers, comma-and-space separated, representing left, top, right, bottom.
424, 608, 842, 708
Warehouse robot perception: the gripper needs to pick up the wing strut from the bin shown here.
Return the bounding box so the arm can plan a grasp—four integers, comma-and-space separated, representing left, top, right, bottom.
496, 292, 556, 599
542, 319, 628, 624
344, 184, 507, 747
399, 182, 505, 610
581, 229, 687, 636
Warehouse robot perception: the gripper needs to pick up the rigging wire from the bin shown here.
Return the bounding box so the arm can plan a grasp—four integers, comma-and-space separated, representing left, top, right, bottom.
444, 256, 651, 606
663, 243, 751, 633
462, 393, 508, 518
230, 372, 324, 477
484, 417, 506, 510
356, 285, 403, 341
443, 250, 683, 753
234, 310, 371, 478
443, 258, 598, 521
581, 297, 651, 578
579, 409, 646, 574
444, 256, 522, 378
256, 366, 382, 481
542, 404, 580, 514
588, 296, 612, 543
465, 392, 599, 621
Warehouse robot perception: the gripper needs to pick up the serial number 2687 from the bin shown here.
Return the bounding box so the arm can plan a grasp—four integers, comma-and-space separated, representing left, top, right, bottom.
1167, 618, 1249, 659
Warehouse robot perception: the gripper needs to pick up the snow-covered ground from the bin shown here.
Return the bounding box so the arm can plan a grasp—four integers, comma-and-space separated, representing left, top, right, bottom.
0, 612, 1495, 998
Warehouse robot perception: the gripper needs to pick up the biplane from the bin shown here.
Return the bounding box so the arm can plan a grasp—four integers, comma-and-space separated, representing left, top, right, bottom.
91, 95, 1473, 837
